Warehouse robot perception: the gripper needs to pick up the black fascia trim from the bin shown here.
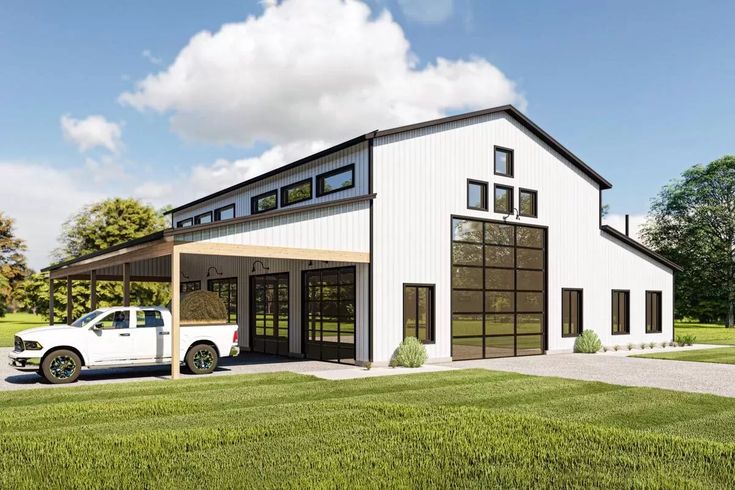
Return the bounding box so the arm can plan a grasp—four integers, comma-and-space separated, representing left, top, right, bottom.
280, 178, 313, 207
251, 189, 278, 215
600, 225, 683, 272
316, 163, 356, 197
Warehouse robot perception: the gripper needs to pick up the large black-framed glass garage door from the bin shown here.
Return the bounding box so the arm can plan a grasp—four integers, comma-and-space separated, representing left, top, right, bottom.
250, 273, 289, 356
303, 266, 356, 364
451, 217, 546, 360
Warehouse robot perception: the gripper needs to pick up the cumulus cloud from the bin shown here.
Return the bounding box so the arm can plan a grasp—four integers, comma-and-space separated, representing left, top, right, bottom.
119, 0, 525, 147
604, 213, 647, 241
60, 115, 123, 153
397, 0, 453, 24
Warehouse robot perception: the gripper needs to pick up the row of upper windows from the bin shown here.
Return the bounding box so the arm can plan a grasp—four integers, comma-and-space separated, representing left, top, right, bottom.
467, 146, 537, 217
176, 163, 355, 228
563, 289, 663, 337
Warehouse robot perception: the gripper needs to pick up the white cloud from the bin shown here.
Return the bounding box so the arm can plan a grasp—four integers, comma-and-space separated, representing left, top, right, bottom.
60, 115, 123, 153
397, 0, 453, 24
119, 0, 525, 147
604, 213, 647, 241
142, 49, 162, 65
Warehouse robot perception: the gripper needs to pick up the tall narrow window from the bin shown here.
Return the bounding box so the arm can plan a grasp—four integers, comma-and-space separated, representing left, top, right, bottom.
646, 291, 662, 333
251, 190, 278, 214
467, 179, 488, 211
403, 284, 434, 342
214, 204, 235, 221
208, 278, 238, 324
316, 164, 355, 197
612, 290, 630, 335
562, 289, 583, 337
519, 189, 537, 218
494, 147, 514, 177
494, 184, 513, 214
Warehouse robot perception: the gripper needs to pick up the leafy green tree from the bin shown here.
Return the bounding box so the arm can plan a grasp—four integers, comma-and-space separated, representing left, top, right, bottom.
640, 155, 735, 326
0, 212, 30, 315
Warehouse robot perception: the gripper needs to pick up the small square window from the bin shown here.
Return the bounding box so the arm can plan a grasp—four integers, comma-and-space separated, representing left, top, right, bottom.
467, 179, 488, 211
251, 190, 278, 214
494, 147, 514, 177
519, 189, 537, 218
494, 185, 513, 214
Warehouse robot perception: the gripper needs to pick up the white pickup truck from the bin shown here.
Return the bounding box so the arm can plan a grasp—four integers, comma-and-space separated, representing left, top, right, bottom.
9, 306, 239, 384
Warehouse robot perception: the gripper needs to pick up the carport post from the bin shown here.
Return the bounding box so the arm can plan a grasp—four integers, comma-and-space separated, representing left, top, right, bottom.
122, 262, 131, 307
90, 270, 97, 310
48, 277, 55, 325
66, 277, 73, 325
170, 248, 181, 379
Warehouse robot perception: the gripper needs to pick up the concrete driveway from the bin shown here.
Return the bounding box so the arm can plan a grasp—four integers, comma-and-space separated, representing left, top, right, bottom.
0, 347, 351, 391
447, 349, 735, 398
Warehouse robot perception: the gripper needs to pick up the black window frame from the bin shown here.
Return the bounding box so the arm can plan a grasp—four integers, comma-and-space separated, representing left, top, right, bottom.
645, 290, 662, 333
316, 164, 355, 197
493, 184, 514, 214
176, 218, 193, 228
519, 188, 538, 218
403, 283, 435, 344
494, 146, 514, 178
214, 204, 236, 222
281, 178, 313, 207
611, 289, 630, 335
194, 211, 213, 225
207, 277, 238, 324
180, 281, 201, 294
467, 179, 489, 211
561, 288, 583, 338
251, 189, 278, 215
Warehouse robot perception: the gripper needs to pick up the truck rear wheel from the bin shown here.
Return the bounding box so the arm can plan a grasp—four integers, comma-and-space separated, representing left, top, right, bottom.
186, 344, 218, 375
41, 349, 81, 384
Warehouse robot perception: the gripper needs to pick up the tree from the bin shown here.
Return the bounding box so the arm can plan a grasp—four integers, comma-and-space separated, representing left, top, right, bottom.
0, 212, 30, 315
640, 155, 735, 326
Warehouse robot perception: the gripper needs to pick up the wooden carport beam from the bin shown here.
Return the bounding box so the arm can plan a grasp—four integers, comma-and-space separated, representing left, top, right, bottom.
66, 277, 73, 325
175, 241, 371, 263
170, 248, 181, 380
122, 262, 131, 307
48, 277, 55, 326
90, 270, 97, 310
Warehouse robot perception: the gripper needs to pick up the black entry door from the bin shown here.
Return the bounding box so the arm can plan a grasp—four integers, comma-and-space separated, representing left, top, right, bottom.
303, 267, 356, 364
250, 273, 289, 356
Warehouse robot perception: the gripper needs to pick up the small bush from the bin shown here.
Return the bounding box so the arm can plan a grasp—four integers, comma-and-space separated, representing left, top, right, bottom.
602, 346, 608, 352
394, 337, 427, 368
661, 342, 668, 348
649, 342, 656, 349
640, 343, 648, 350
669, 341, 677, 347
574, 330, 602, 353
614, 345, 620, 351
676, 335, 696, 346
364, 362, 372, 371
627, 343, 634, 351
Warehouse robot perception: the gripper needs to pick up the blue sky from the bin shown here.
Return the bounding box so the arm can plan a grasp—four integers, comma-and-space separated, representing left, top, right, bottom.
1, 0, 733, 269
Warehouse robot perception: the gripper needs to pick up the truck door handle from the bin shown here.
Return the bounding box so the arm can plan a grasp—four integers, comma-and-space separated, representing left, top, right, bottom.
119, 333, 130, 337
159, 331, 170, 336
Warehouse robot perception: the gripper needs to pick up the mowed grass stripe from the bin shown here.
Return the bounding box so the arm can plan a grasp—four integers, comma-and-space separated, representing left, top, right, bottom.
633, 346, 735, 365
1, 401, 734, 489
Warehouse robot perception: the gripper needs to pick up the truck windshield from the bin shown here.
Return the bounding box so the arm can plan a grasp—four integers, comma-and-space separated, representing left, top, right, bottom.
71, 310, 103, 327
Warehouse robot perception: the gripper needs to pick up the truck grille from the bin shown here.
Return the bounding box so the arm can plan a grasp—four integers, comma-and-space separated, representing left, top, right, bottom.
14, 336, 23, 352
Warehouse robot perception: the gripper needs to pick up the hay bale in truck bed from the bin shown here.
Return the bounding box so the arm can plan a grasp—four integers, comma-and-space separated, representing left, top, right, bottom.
181, 290, 228, 324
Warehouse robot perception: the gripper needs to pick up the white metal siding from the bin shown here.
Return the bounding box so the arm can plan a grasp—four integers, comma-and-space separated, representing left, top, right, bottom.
172, 142, 369, 225
371, 112, 674, 362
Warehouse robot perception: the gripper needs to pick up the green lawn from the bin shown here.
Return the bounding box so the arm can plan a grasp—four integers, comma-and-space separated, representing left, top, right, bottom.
633, 346, 735, 365
675, 321, 735, 345
0, 312, 46, 346
2, 370, 735, 488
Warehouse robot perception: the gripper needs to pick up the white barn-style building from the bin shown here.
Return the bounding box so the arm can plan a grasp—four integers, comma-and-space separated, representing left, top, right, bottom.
44, 105, 680, 373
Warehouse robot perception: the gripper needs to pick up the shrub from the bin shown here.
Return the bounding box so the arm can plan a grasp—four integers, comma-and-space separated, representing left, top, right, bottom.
649, 342, 656, 349
394, 337, 427, 368
613, 345, 620, 351
602, 346, 608, 352
661, 342, 668, 348
627, 343, 634, 351
676, 335, 696, 346
364, 362, 372, 371
640, 343, 648, 350
574, 330, 602, 353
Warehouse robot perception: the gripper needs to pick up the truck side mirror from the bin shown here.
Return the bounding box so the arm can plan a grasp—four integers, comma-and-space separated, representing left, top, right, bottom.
92, 323, 103, 331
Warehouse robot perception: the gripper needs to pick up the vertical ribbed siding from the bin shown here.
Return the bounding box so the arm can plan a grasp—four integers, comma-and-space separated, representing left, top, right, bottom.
371, 112, 674, 362
172, 142, 369, 225
179, 254, 369, 362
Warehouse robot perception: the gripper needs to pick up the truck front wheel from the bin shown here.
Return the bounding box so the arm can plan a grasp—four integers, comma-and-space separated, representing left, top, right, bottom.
41, 349, 82, 384
186, 344, 218, 375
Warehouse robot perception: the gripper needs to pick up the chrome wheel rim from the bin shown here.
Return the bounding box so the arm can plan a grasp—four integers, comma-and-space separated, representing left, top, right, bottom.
193, 349, 214, 370
49, 356, 76, 379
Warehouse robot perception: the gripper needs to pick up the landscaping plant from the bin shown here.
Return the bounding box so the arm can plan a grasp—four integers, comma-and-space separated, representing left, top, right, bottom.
573, 330, 602, 353
394, 337, 428, 367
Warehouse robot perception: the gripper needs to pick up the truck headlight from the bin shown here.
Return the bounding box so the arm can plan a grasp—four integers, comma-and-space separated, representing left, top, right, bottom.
23, 340, 43, 351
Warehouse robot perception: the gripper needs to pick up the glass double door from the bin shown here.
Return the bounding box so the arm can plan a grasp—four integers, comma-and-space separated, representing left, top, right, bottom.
250, 273, 289, 356
451, 218, 546, 360
303, 267, 356, 364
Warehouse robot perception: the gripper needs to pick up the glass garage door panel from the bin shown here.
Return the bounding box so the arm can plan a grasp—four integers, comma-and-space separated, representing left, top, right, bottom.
250, 273, 289, 356
303, 267, 356, 364
452, 219, 546, 360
